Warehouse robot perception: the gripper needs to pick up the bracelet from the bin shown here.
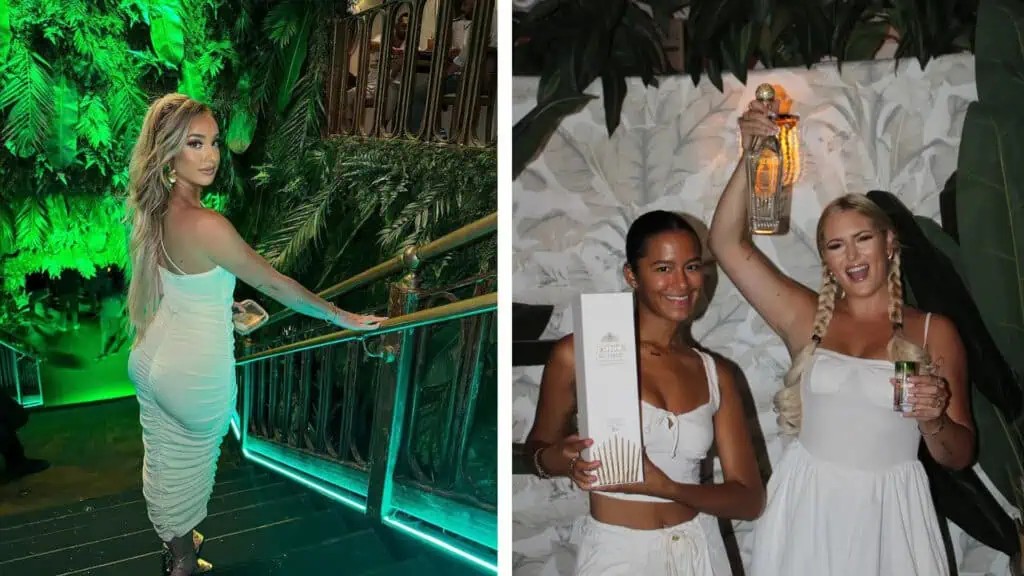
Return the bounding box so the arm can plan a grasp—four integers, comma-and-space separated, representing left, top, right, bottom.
533, 446, 552, 479
919, 415, 946, 437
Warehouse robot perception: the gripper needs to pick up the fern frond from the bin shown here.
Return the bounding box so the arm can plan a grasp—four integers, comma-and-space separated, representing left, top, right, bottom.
0, 45, 54, 157
77, 94, 112, 149
256, 180, 336, 272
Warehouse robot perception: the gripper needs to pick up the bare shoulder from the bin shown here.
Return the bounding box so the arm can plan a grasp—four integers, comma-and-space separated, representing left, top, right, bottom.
548, 333, 575, 367
902, 307, 960, 347
191, 208, 233, 233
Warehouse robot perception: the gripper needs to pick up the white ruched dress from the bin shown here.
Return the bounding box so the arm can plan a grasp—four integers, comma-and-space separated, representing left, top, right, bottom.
128, 250, 237, 542
749, 340, 948, 575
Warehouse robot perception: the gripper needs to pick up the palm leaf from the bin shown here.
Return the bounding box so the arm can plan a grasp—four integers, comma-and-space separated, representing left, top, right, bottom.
76, 94, 112, 149
15, 198, 50, 252
0, 46, 54, 157
46, 77, 80, 170
257, 180, 336, 272
107, 79, 147, 140
276, 10, 312, 114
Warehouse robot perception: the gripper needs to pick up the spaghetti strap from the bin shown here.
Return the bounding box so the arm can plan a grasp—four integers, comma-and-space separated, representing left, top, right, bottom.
696, 350, 720, 411
923, 312, 933, 347
160, 235, 187, 275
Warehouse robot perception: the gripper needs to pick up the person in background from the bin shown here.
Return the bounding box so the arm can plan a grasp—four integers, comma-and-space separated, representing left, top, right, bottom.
406, 0, 497, 135
0, 390, 49, 480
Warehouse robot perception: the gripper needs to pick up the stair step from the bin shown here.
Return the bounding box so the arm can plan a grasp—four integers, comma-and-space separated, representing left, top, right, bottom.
1, 489, 360, 575
0, 464, 273, 531
86, 512, 382, 575
0, 478, 316, 558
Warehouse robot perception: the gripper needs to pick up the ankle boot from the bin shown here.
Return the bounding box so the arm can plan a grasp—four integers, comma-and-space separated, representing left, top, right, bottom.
161, 533, 213, 575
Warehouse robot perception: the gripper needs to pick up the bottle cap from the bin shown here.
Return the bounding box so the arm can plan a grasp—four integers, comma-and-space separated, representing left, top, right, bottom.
755, 83, 776, 102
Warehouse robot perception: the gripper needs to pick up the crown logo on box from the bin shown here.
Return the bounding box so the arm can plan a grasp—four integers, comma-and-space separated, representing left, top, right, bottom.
597, 332, 625, 365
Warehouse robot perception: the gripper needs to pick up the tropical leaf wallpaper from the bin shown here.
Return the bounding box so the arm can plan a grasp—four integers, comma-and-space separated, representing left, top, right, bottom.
511, 53, 1014, 575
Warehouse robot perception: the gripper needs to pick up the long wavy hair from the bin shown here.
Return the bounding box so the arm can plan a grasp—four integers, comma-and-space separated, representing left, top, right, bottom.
774, 193, 931, 436
125, 93, 212, 344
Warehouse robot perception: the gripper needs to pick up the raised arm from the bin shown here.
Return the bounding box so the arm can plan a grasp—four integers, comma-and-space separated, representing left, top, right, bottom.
192, 210, 383, 330
708, 100, 817, 352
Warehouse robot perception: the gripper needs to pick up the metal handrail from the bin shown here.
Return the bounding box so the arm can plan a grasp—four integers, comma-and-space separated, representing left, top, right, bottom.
0, 336, 35, 359
264, 212, 496, 328
238, 291, 496, 365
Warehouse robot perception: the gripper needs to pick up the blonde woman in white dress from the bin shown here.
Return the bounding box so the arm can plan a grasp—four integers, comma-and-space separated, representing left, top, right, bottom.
708, 97, 975, 575
125, 93, 385, 575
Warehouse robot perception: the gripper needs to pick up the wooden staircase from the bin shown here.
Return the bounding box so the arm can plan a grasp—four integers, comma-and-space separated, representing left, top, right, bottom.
0, 461, 489, 575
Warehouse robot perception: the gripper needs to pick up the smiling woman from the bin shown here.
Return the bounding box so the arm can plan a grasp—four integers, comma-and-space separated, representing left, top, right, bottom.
707, 96, 976, 576
523, 210, 764, 575
123, 93, 386, 576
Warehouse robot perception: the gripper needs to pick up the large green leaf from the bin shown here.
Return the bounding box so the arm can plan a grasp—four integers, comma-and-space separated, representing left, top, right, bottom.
150, 4, 185, 66
226, 104, 256, 154
868, 191, 1021, 555
0, 0, 11, 63
275, 11, 312, 114
956, 103, 1024, 378
46, 77, 80, 170
176, 60, 209, 104
974, 0, 1024, 109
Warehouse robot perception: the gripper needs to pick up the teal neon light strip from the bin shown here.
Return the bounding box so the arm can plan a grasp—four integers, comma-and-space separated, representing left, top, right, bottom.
241, 448, 367, 513
383, 515, 497, 573
390, 480, 496, 549
245, 436, 370, 498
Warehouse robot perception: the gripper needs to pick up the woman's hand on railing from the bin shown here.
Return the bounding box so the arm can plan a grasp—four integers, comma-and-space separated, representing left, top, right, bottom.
330, 306, 387, 331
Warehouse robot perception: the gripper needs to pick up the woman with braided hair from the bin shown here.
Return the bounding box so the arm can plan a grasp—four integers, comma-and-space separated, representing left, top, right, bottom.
708, 97, 975, 575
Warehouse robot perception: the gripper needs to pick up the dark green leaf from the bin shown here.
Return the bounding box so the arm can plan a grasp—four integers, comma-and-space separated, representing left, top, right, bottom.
150, 4, 185, 65
600, 64, 627, 136
276, 11, 312, 113
830, 0, 872, 65
975, 0, 1024, 108
226, 105, 257, 154
513, 94, 595, 179
46, 77, 79, 170
955, 103, 1024, 377
844, 21, 889, 62
706, 52, 724, 91
868, 190, 1021, 555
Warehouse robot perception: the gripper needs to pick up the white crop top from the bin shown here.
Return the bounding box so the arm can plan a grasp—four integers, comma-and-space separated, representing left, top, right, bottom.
600, 350, 720, 503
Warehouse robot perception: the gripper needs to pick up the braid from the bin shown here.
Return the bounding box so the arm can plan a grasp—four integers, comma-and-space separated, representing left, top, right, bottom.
775, 267, 840, 436
887, 249, 903, 329
885, 248, 931, 365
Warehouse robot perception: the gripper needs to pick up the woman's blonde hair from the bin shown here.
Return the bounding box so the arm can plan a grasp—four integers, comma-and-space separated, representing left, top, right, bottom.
774, 193, 931, 436
125, 93, 212, 343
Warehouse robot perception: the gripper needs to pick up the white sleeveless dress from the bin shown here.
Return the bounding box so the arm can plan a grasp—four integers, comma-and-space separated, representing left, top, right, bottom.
127, 247, 237, 542
749, 317, 948, 575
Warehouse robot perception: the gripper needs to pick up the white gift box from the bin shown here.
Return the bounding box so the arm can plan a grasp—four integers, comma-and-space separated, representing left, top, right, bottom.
572, 292, 644, 487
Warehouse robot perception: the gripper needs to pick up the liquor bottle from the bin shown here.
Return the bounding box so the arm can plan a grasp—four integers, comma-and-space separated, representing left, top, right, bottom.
746, 83, 791, 235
